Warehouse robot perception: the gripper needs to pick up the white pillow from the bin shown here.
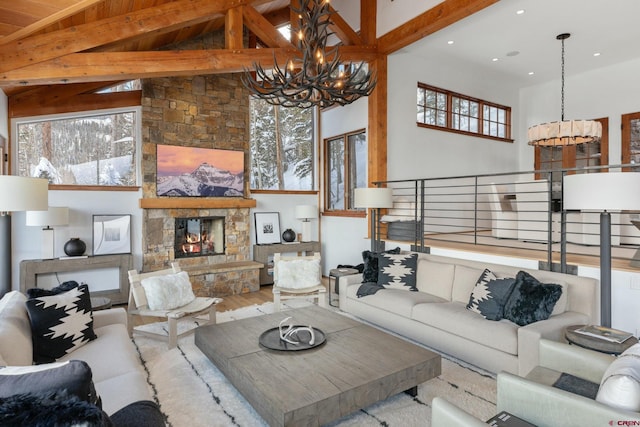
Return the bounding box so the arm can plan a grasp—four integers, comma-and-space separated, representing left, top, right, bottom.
276, 259, 321, 290
141, 271, 196, 310
596, 343, 640, 411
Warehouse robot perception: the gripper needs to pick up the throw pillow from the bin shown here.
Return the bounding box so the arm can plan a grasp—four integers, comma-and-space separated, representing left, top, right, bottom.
275, 258, 321, 289
502, 271, 563, 326
0, 390, 111, 427
377, 253, 418, 291
0, 360, 100, 407
140, 271, 196, 311
361, 247, 400, 283
596, 343, 640, 411
110, 400, 165, 427
467, 269, 516, 321
26, 283, 97, 364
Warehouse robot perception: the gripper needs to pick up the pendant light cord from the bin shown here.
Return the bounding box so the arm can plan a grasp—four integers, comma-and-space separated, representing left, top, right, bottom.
557, 33, 570, 122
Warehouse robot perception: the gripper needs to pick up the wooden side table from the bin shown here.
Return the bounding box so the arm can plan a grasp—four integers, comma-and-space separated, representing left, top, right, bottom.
565, 324, 638, 355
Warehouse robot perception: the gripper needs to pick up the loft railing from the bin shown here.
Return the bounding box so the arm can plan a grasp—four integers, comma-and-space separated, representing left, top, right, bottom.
374, 164, 640, 273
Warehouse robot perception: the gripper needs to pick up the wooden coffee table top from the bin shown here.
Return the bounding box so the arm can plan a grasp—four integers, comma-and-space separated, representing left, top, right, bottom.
195, 305, 441, 427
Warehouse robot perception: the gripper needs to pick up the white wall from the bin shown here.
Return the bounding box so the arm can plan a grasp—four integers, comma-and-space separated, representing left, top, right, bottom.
0, 90, 7, 138
519, 57, 640, 169
11, 190, 143, 292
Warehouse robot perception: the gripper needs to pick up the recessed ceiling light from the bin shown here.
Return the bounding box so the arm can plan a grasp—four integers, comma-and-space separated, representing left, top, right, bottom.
447, 40, 454, 45
516, 9, 525, 15
506, 50, 520, 57
593, 52, 601, 57
528, 71, 535, 76
492, 57, 499, 62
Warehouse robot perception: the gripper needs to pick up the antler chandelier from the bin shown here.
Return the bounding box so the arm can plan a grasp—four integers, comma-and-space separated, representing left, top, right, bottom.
241, 0, 377, 109
528, 33, 602, 146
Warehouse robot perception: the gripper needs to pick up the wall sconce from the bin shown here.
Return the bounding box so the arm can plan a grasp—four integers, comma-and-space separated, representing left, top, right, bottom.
295, 205, 318, 242
26, 206, 69, 259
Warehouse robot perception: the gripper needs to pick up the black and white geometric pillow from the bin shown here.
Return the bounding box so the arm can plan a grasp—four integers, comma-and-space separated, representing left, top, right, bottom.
377, 253, 418, 291
26, 283, 97, 364
466, 269, 516, 320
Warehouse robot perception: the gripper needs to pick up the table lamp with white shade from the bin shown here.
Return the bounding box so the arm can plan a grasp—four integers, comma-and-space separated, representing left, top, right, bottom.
295, 205, 318, 242
26, 206, 69, 259
563, 172, 640, 327
354, 187, 394, 251
0, 176, 49, 296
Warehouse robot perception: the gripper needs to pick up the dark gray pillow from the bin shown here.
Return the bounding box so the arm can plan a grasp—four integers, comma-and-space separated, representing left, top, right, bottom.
361, 247, 400, 283
0, 360, 100, 407
467, 275, 516, 321
503, 271, 562, 326
110, 400, 165, 427
377, 252, 418, 291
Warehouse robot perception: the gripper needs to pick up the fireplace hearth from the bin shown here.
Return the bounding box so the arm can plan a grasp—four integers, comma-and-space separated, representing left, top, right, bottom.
175, 216, 224, 258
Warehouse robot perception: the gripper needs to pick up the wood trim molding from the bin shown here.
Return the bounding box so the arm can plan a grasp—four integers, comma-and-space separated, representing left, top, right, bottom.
139, 198, 257, 209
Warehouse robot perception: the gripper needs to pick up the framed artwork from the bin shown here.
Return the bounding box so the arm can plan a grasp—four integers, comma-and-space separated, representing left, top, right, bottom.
93, 214, 132, 255
254, 212, 281, 245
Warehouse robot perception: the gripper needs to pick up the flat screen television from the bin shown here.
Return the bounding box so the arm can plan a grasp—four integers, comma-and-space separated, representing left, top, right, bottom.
156, 144, 244, 197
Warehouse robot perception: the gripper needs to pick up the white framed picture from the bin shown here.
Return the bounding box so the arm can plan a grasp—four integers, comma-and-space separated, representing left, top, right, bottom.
93, 214, 132, 255
254, 212, 281, 245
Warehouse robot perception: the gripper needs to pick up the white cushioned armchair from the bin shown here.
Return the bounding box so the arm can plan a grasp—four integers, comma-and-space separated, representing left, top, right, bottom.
432, 339, 640, 427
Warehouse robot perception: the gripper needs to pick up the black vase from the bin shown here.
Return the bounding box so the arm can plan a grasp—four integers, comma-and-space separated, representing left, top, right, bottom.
282, 229, 296, 242
64, 238, 86, 257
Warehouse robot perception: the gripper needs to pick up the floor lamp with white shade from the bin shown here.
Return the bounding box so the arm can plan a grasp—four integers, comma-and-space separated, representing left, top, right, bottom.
563, 172, 640, 327
0, 176, 49, 296
354, 187, 394, 252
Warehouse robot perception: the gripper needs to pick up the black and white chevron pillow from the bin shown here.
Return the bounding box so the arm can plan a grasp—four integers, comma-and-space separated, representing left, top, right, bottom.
26, 283, 97, 364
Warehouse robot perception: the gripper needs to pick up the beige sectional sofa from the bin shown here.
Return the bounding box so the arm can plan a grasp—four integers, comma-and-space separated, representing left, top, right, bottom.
0, 290, 152, 417
338, 252, 599, 376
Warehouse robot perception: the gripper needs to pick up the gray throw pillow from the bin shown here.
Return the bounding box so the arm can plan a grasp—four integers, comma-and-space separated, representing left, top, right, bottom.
377, 252, 418, 291
467, 273, 517, 321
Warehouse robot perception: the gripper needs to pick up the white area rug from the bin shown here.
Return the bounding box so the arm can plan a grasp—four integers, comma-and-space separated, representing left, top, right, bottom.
132, 301, 497, 426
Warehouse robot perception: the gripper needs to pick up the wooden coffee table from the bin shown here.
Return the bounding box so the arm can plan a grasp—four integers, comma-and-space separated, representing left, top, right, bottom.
195, 305, 441, 426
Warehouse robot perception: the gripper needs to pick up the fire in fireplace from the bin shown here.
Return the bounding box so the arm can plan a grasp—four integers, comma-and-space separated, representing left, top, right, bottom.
175, 216, 224, 258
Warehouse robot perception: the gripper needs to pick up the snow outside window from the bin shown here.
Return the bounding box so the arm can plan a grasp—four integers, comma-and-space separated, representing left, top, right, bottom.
15, 108, 138, 187
249, 98, 315, 191
325, 130, 367, 211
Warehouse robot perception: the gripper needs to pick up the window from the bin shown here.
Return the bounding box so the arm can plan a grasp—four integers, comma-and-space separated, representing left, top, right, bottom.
622, 112, 640, 171
14, 108, 139, 187
325, 129, 367, 211
249, 97, 315, 191
534, 117, 609, 182
417, 83, 512, 142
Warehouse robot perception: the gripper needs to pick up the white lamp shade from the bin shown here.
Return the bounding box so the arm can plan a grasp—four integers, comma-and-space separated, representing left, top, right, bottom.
563, 172, 640, 211
354, 187, 394, 209
0, 176, 48, 212
26, 206, 69, 227
295, 205, 318, 220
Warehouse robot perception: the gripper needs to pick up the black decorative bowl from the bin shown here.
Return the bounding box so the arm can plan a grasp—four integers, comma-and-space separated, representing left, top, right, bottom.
259, 326, 326, 351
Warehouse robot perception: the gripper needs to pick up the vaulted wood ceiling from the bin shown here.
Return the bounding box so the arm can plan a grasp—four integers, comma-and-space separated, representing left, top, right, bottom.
1, 0, 498, 117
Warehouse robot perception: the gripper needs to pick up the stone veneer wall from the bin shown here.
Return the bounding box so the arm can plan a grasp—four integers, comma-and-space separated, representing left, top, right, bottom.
139, 46, 256, 296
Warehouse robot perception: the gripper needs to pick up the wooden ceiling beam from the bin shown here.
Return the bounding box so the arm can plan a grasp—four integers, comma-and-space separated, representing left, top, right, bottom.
0, 46, 378, 86
225, 7, 244, 49
360, 0, 376, 46
377, 0, 500, 55
10, 90, 141, 118
242, 5, 292, 48
0, 0, 254, 73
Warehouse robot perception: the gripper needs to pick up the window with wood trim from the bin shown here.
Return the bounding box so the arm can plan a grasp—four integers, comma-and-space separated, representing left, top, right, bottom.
417, 83, 512, 141
534, 117, 609, 182
324, 129, 367, 212
622, 112, 640, 171
14, 107, 139, 187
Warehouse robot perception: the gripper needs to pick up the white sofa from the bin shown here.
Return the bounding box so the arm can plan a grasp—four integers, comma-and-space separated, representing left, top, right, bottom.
0, 290, 152, 417
338, 252, 599, 376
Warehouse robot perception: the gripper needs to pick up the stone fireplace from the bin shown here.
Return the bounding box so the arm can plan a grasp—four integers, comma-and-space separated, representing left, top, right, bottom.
139, 46, 261, 298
